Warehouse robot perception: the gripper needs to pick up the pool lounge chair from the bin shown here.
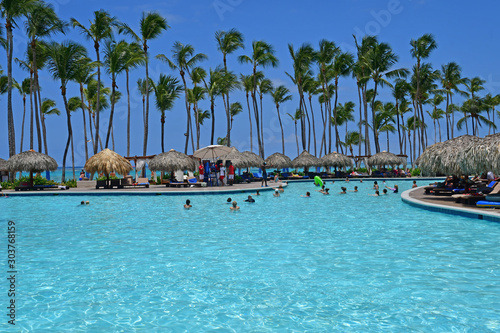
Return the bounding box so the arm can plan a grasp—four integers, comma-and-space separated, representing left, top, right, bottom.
187, 177, 206, 187
121, 177, 150, 188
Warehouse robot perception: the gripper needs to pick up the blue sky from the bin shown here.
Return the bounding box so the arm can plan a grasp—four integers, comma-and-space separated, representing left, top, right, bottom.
2, 0, 500, 165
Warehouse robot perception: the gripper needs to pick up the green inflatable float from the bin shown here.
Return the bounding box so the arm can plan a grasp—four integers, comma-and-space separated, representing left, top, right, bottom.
314, 176, 323, 187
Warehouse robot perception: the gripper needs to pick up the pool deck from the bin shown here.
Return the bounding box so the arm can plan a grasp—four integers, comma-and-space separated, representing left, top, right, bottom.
403, 186, 500, 222
2, 180, 289, 196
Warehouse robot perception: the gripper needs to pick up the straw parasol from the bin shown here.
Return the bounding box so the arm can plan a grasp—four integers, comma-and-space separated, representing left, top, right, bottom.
148, 149, 197, 172
0, 158, 8, 172
84, 148, 132, 187
7, 150, 58, 185
458, 133, 500, 175
193, 145, 232, 160
223, 147, 249, 169
320, 151, 354, 168
416, 135, 483, 176
242, 151, 264, 167
265, 152, 293, 169
367, 151, 404, 168
292, 150, 321, 168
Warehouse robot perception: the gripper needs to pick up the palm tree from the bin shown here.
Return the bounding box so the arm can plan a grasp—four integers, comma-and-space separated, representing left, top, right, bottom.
391, 79, 410, 154
45, 41, 87, 182
153, 74, 182, 152
215, 28, 244, 146
25, 1, 67, 153
287, 109, 302, 156
271, 85, 292, 154
427, 93, 445, 143
363, 39, 408, 153
85, 79, 111, 151
302, 76, 320, 155
120, 12, 168, 156
331, 51, 354, 153
239, 40, 279, 157
483, 93, 500, 134
121, 41, 144, 156
72, 56, 95, 162
204, 68, 223, 145
375, 102, 397, 151
1, 0, 36, 165
440, 62, 466, 139
230, 102, 243, 130
342, 131, 362, 157
137, 77, 153, 138
257, 77, 272, 157
71, 9, 118, 154
40, 97, 61, 154
463, 76, 486, 135
285, 43, 313, 153
334, 101, 356, 154
18, 78, 30, 153
103, 39, 128, 148
187, 85, 206, 150
157, 42, 207, 154
218, 68, 240, 147
240, 73, 254, 151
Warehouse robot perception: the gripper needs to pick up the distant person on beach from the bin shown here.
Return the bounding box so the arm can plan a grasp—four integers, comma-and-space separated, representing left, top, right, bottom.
198, 163, 204, 181
245, 195, 255, 202
230, 201, 240, 211
261, 162, 268, 187
184, 199, 192, 209
228, 163, 235, 185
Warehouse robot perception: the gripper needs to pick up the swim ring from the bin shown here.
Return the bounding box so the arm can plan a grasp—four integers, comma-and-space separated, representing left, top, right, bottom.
314, 176, 323, 187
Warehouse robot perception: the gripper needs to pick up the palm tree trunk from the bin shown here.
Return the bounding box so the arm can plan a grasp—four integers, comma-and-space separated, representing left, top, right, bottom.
181, 72, 190, 154
61, 87, 72, 183
362, 85, 370, 156
438, 119, 442, 142
302, 98, 311, 153
80, 83, 89, 162
31, 82, 37, 150
33, 43, 43, 153
41, 114, 48, 155
126, 70, 131, 156
276, 105, 285, 154
319, 100, 326, 156
395, 100, 402, 154
95, 46, 101, 154
333, 78, 339, 152
161, 113, 165, 153
357, 83, 362, 157
20, 94, 26, 153
308, 96, 317, 156
294, 122, 299, 156
445, 92, 450, 140
260, 95, 266, 157
245, 93, 252, 151
210, 97, 216, 145
450, 95, 455, 138
105, 77, 117, 148
371, 81, 380, 153
6, 20, 16, 166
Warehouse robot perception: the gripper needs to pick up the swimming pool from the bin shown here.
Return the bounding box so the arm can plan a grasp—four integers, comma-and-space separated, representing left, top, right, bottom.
1, 180, 499, 331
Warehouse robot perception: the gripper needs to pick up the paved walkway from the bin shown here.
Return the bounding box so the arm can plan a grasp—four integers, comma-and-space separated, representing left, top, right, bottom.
403, 186, 500, 222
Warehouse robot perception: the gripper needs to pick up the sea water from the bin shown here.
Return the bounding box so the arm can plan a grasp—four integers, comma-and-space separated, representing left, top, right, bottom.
0, 180, 499, 331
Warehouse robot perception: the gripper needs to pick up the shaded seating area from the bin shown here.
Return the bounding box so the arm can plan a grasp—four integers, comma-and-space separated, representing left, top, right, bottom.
15, 182, 69, 191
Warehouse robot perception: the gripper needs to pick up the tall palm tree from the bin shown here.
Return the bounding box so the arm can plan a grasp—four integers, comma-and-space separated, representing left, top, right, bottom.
440, 62, 466, 139
120, 12, 168, 156
40, 97, 61, 154
483, 93, 500, 134
157, 42, 207, 154
103, 39, 128, 148
230, 102, 243, 130
271, 85, 292, 154
72, 56, 95, 162
335, 101, 356, 154
122, 41, 144, 156
187, 85, 206, 150
85, 79, 111, 151
285, 43, 313, 153
375, 102, 397, 151
215, 28, 244, 146
71, 10, 118, 154
1, 0, 36, 166
218, 68, 240, 147
363, 39, 408, 153
463, 76, 485, 135
343, 131, 362, 157
257, 77, 272, 157
240, 73, 255, 151
391, 79, 410, 154
330, 51, 354, 153
204, 68, 223, 145
137, 77, 153, 138
153, 74, 182, 152
25, 1, 67, 153
239, 40, 279, 157
18, 77, 30, 153
287, 109, 303, 157
45, 41, 87, 182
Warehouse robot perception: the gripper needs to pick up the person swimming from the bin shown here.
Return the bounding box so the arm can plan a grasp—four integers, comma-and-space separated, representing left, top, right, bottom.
230, 201, 240, 211
273, 189, 280, 197
301, 191, 311, 198
184, 199, 192, 209
227, 197, 232, 203
244, 195, 255, 202
339, 187, 347, 194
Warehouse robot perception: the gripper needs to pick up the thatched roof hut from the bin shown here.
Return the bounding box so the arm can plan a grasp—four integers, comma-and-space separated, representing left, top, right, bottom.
292, 150, 321, 168
367, 151, 404, 168
7, 150, 58, 173
320, 152, 354, 168
84, 148, 132, 176
223, 147, 249, 169
416, 135, 483, 176
0, 158, 8, 172
242, 151, 264, 167
459, 133, 500, 175
148, 149, 197, 172
265, 152, 292, 169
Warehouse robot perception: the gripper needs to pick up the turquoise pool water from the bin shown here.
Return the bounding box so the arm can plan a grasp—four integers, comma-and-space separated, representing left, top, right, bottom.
1, 180, 500, 331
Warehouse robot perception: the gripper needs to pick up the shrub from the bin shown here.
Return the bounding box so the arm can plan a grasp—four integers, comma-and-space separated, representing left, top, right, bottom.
411, 168, 421, 177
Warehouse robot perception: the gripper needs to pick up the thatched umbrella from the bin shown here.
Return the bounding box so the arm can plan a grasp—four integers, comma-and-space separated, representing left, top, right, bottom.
459, 133, 500, 175
148, 149, 197, 173
7, 150, 58, 185
265, 152, 293, 169
320, 151, 354, 169
416, 135, 483, 176
84, 148, 132, 187
292, 150, 321, 169
223, 147, 249, 169
242, 151, 264, 167
367, 151, 405, 168
0, 158, 8, 172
